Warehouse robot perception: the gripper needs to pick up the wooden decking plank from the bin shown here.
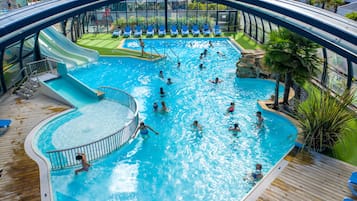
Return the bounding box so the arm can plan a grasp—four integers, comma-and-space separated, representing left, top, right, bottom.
256, 150, 357, 201
0, 94, 69, 201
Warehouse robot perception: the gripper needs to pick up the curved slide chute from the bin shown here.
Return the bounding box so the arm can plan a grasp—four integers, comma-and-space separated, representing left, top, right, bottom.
39, 26, 99, 68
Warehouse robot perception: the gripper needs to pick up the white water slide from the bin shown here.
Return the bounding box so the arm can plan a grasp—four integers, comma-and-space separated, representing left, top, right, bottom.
39, 26, 99, 68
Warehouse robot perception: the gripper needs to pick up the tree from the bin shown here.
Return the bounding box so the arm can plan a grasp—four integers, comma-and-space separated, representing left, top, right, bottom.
346, 12, 357, 21
263, 28, 321, 107
296, 88, 356, 152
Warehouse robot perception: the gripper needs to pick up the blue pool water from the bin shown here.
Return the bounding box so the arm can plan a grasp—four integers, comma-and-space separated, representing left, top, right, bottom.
35, 38, 297, 201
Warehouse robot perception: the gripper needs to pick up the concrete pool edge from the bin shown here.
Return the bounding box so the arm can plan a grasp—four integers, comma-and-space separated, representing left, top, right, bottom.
24, 108, 75, 201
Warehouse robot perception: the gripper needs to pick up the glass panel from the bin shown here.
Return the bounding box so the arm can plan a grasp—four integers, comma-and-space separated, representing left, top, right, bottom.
326, 68, 347, 95
22, 35, 35, 58
243, 12, 250, 34
250, 14, 256, 39
352, 62, 357, 107
157, 0, 165, 26
326, 49, 347, 74
315, 48, 324, 82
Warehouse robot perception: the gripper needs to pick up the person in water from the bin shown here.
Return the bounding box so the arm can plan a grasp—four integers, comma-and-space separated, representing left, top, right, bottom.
251, 163, 263, 181
226, 102, 235, 114
75, 153, 90, 175
133, 122, 159, 138
159, 70, 164, 78
229, 123, 241, 132
256, 111, 264, 128
192, 120, 202, 131
199, 63, 206, 70
209, 41, 213, 48
167, 78, 173, 85
160, 87, 165, 97
153, 102, 159, 111
210, 77, 223, 84
161, 101, 168, 112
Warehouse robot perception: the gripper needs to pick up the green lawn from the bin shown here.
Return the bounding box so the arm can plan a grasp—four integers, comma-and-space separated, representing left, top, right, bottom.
76, 32, 261, 57
303, 83, 357, 166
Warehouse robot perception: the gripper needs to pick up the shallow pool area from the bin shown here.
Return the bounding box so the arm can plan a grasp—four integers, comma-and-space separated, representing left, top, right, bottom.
34, 38, 298, 201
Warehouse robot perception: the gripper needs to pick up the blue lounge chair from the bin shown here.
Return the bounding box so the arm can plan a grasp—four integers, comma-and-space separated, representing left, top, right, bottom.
343, 197, 353, 201
158, 25, 166, 37
146, 25, 154, 37
134, 25, 142, 37
181, 25, 189, 37
112, 29, 120, 38
0, 119, 11, 135
192, 25, 200, 37
170, 25, 178, 37
203, 24, 211, 36
213, 24, 222, 36
348, 172, 357, 196
123, 25, 131, 38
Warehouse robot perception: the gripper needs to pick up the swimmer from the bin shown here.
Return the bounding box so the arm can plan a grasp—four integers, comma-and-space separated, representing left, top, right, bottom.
209, 41, 213, 48
256, 111, 264, 128
133, 122, 159, 138
210, 77, 223, 84
199, 63, 206, 70
161, 101, 168, 112
199, 53, 204, 60
160, 87, 165, 97
75, 153, 90, 175
153, 102, 159, 111
203, 49, 208, 56
167, 78, 173, 85
192, 120, 202, 131
159, 70, 164, 78
177, 62, 181, 68
226, 102, 235, 114
229, 123, 241, 132
244, 163, 263, 182
217, 51, 225, 57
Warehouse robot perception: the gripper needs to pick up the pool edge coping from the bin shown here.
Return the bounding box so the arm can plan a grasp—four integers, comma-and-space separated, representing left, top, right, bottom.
24, 108, 75, 201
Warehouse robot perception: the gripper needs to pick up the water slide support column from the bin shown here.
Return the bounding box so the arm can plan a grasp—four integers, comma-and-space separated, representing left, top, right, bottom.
34, 32, 42, 61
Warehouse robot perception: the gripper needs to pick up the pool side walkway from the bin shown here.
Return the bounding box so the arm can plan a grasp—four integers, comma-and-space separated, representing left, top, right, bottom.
0, 93, 69, 201
256, 149, 357, 201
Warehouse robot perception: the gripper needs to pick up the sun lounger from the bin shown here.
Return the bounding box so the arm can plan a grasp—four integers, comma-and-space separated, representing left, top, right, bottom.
146, 25, 154, 37
203, 24, 211, 36
134, 25, 142, 37
170, 25, 178, 37
158, 25, 166, 37
192, 25, 200, 37
213, 24, 222, 36
112, 29, 120, 38
0, 119, 11, 135
123, 25, 131, 38
181, 25, 189, 37
348, 172, 357, 196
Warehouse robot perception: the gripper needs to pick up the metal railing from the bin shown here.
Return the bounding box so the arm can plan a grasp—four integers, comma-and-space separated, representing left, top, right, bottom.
26, 57, 60, 76
46, 86, 139, 170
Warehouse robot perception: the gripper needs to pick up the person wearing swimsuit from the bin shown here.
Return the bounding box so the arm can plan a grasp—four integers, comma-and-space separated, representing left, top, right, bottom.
75, 153, 90, 175
133, 122, 159, 139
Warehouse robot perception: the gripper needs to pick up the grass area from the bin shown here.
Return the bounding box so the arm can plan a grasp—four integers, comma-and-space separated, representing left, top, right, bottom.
303, 82, 357, 166
76, 32, 261, 58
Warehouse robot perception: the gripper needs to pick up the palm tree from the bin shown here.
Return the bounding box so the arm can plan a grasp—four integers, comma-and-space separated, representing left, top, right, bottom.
263, 28, 321, 107
296, 88, 356, 152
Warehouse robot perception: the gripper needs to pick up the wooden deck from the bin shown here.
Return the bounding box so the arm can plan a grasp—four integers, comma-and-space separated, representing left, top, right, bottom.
258, 149, 357, 201
0, 93, 68, 201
